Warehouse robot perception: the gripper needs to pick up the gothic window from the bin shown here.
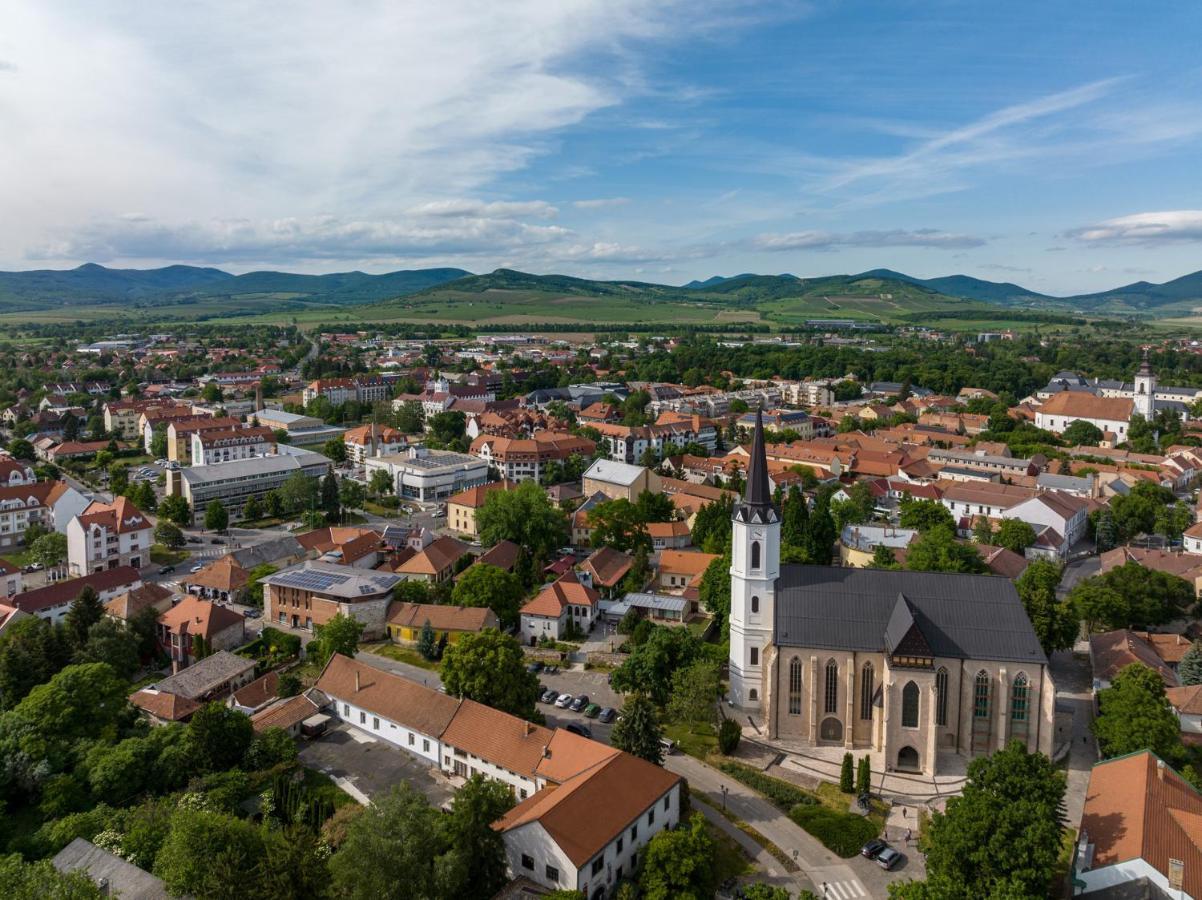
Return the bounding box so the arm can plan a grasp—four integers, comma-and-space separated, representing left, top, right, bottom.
859, 662, 874, 720
973, 670, 991, 719
1010, 673, 1029, 722
751, 595, 759, 614
788, 657, 802, 715
901, 681, 919, 728
935, 667, 949, 726
824, 659, 838, 714
749, 689, 758, 702
750, 541, 761, 570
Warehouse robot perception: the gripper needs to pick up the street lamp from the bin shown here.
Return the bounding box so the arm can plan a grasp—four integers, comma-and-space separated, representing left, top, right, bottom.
720, 784, 727, 810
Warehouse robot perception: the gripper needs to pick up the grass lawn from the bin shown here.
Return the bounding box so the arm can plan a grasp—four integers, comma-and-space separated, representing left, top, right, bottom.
663, 720, 718, 761
238, 515, 289, 529
702, 815, 754, 883
150, 544, 191, 565
302, 767, 358, 809
0, 548, 36, 568
361, 641, 440, 671
815, 780, 889, 832
694, 792, 800, 873
364, 500, 403, 516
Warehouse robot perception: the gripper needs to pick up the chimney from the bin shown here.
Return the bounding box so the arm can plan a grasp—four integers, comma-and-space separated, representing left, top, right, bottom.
354, 669, 361, 692
1158, 758, 1166, 781
524, 720, 531, 737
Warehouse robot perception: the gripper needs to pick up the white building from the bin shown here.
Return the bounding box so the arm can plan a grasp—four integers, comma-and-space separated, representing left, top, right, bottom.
190, 427, 276, 467
1002, 492, 1090, 552
0, 479, 87, 550
519, 574, 600, 646
365, 446, 488, 502
66, 497, 153, 576
342, 424, 407, 465
171, 445, 329, 523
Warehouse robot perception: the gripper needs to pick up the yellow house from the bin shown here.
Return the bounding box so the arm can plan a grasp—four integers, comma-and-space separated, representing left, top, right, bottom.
385, 601, 498, 644
446, 480, 514, 539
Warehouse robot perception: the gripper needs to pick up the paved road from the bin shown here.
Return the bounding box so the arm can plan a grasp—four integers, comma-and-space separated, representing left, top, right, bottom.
1049, 649, 1097, 828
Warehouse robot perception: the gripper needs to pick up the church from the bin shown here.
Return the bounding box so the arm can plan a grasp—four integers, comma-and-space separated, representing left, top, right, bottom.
728, 410, 1056, 775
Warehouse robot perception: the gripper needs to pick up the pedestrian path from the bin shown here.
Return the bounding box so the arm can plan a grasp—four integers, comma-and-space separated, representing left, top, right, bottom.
820, 878, 868, 899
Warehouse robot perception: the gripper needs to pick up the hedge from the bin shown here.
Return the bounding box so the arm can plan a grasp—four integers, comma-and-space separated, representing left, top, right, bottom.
717, 761, 817, 811
788, 804, 879, 857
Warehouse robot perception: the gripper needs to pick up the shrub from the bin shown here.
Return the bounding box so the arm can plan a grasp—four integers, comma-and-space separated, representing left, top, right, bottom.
856, 756, 871, 796
840, 752, 854, 793
717, 761, 816, 811
718, 718, 741, 755
788, 804, 879, 857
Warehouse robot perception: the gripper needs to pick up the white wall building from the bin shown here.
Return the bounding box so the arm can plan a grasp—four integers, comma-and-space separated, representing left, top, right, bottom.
365, 447, 489, 502
66, 497, 153, 576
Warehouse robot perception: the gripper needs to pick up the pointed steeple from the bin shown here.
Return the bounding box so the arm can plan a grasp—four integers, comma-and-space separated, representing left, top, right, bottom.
734, 407, 778, 524
1138, 347, 1153, 377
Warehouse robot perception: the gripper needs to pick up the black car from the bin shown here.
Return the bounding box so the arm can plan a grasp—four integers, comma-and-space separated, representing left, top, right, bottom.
564, 722, 592, 739
597, 707, 617, 724
569, 694, 590, 712
158, 565, 175, 575
860, 838, 888, 860
187, 537, 202, 544
526, 661, 544, 674
210, 538, 225, 545
540, 688, 559, 703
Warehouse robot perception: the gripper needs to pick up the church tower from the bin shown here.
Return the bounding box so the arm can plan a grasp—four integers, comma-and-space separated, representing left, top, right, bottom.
728, 408, 780, 711
1134, 350, 1156, 421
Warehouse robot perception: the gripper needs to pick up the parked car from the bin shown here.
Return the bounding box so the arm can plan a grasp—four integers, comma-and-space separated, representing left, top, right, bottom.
876, 847, 904, 871
210, 538, 225, 545
554, 693, 574, 709
583, 703, 601, 718
540, 688, 559, 704
526, 661, 544, 674
544, 664, 559, 675
658, 738, 677, 756
244, 608, 261, 618
597, 707, 617, 724
158, 565, 175, 575
190, 564, 204, 573
187, 537, 202, 544
569, 695, 590, 712
564, 722, 592, 739
860, 839, 888, 860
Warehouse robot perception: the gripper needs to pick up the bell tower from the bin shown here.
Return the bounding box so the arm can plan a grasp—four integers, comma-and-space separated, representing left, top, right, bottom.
1134, 350, 1155, 421
728, 408, 780, 711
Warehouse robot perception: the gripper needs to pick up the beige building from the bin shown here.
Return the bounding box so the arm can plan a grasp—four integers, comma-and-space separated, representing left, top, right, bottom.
581, 458, 660, 503
446, 480, 513, 538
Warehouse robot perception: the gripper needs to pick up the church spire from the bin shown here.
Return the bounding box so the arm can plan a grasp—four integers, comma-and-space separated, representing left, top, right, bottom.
744, 407, 772, 509
1138, 347, 1153, 377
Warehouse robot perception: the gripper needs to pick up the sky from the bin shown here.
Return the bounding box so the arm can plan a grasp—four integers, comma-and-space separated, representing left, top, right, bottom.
2, 1, 1202, 295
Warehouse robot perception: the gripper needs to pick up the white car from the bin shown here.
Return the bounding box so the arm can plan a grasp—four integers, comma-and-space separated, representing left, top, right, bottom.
554, 693, 574, 709
190, 564, 204, 573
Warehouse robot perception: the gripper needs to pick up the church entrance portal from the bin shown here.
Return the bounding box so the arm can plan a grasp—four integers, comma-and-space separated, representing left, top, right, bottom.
897, 746, 920, 772
819, 717, 843, 743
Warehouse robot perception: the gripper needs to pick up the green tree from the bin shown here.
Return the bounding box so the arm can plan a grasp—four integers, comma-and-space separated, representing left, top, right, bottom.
29, 532, 68, 572
589, 498, 652, 553
200, 381, 223, 403
323, 437, 347, 462
611, 625, 702, 705
369, 467, 393, 497
321, 472, 341, 521
1093, 663, 1182, 760
1070, 563, 1193, 630
1093, 507, 1117, 551
691, 494, 733, 553
1180, 642, 1202, 686
639, 813, 716, 900
1068, 579, 1127, 633
898, 496, 955, 532
428, 410, 467, 447
801, 491, 836, 564
339, 478, 366, 512
150, 424, 169, 459
438, 774, 516, 899
6, 438, 34, 460
0, 854, 107, 898
242, 494, 262, 521
1014, 560, 1078, 655
740, 885, 792, 900
476, 481, 567, 565
280, 471, 319, 514
158, 494, 192, 527
856, 755, 871, 796
64, 585, 105, 650
154, 520, 185, 549
394, 400, 424, 434
154, 808, 263, 900
76, 618, 141, 678
904, 525, 985, 574
204, 499, 229, 532
187, 702, 254, 772
1061, 419, 1104, 446
264, 489, 284, 518
0, 616, 71, 708
417, 620, 438, 661
243, 727, 298, 770
908, 740, 1065, 899
451, 564, 525, 630
697, 552, 732, 632
870, 544, 899, 569
994, 519, 1036, 554
440, 628, 539, 719
971, 516, 995, 545
840, 752, 854, 793
313, 613, 365, 666
718, 718, 741, 755
666, 659, 721, 727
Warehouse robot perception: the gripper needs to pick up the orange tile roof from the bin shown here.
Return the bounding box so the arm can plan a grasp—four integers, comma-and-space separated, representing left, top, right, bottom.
77, 496, 152, 535
534, 728, 620, 783
185, 555, 250, 592
104, 583, 174, 619
439, 698, 553, 779
658, 549, 719, 578
230, 671, 279, 710
395, 536, 471, 577
1039, 392, 1135, 422
250, 693, 321, 733
447, 480, 515, 509
521, 573, 599, 618
129, 688, 201, 721
158, 595, 245, 641
386, 601, 498, 633
315, 653, 460, 738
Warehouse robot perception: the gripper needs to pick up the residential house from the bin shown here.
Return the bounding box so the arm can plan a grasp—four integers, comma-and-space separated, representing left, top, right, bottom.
471, 432, 596, 483
386, 601, 499, 645
393, 536, 472, 584
0, 479, 86, 550
183, 555, 251, 603
262, 561, 401, 636
228, 671, 281, 715
157, 595, 246, 666
519, 573, 600, 645
66, 497, 153, 576
1088, 629, 1179, 692
343, 424, 407, 465
250, 691, 326, 737
577, 547, 634, 598
581, 459, 659, 503
657, 549, 718, 592
302, 376, 391, 406
139, 649, 256, 702
602, 592, 693, 626
12, 566, 142, 624
1002, 491, 1091, 555
297, 526, 385, 569
103, 583, 174, 622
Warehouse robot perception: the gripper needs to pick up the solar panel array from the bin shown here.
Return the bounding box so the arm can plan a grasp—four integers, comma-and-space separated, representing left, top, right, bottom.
273, 569, 352, 591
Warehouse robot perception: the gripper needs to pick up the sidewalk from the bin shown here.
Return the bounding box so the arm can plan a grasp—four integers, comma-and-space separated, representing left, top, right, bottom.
691, 798, 816, 896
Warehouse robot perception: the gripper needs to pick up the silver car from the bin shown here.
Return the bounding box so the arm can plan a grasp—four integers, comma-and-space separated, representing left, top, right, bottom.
554, 693, 574, 708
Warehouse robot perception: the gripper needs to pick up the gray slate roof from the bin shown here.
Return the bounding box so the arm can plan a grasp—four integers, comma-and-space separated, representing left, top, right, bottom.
53, 838, 169, 899
151, 650, 255, 700
773, 566, 1047, 666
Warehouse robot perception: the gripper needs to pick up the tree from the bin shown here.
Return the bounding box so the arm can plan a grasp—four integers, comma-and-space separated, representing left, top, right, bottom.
451, 564, 525, 630
323, 437, 347, 463
476, 481, 567, 565
244, 726, 298, 770
154, 808, 264, 900
801, 491, 836, 564
639, 813, 716, 900
1061, 419, 1104, 446
76, 618, 141, 678
439, 774, 516, 899
1093, 507, 1117, 551
369, 467, 393, 497
0, 616, 71, 708
0, 854, 108, 898
1093, 663, 1183, 760
428, 410, 467, 447
1068, 579, 1127, 633
204, 500, 228, 533
994, 519, 1036, 554
971, 516, 995, 545
149, 425, 168, 459
898, 496, 955, 532
64, 586, 105, 650
201, 381, 223, 403
394, 400, 424, 434
588, 498, 652, 554
718, 718, 741, 755
154, 521, 185, 549
740, 885, 792, 900
264, 489, 284, 518
188, 702, 254, 772
280, 471, 319, 514
1069, 563, 1193, 630
840, 752, 854, 793
870, 544, 899, 569
441, 629, 539, 719
158, 494, 191, 527
611, 625, 702, 705
29, 532, 67, 573
321, 472, 341, 521
394, 580, 431, 605
417, 620, 438, 661
1014, 560, 1078, 655
313, 613, 365, 666
242, 494, 262, 521
6, 438, 34, 460
1179, 642, 1202, 686
612, 693, 664, 764
666, 659, 721, 727
910, 740, 1065, 899
856, 755, 871, 796
339, 478, 366, 512
691, 494, 734, 554
697, 552, 731, 632
904, 525, 985, 574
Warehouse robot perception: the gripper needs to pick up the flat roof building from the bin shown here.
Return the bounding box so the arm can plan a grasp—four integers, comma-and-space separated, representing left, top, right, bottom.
365, 446, 489, 502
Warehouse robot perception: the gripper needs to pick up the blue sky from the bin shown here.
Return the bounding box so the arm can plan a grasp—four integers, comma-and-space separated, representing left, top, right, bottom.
2, 1, 1201, 294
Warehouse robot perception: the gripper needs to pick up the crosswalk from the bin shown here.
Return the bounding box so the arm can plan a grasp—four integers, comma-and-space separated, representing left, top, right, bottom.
821, 879, 867, 899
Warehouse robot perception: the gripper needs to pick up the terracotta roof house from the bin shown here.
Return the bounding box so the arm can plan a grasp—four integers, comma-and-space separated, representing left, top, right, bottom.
228, 670, 280, 715
12, 566, 142, 624
156, 595, 246, 666
394, 535, 472, 584
128, 688, 202, 724
1089, 629, 1179, 690
657, 549, 719, 592
1077, 751, 1202, 897
250, 691, 325, 736
446, 480, 515, 538
297, 526, 385, 569
578, 546, 634, 597
183, 555, 250, 602
104, 583, 174, 621
646, 519, 692, 550
66, 496, 153, 576
440, 698, 555, 798
520, 573, 600, 645
0, 600, 29, 636
386, 601, 499, 645
468, 539, 522, 575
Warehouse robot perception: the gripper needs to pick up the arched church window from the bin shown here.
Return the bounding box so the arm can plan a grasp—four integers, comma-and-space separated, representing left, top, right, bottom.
973, 670, 991, 719
1010, 672, 1029, 722
901, 681, 919, 728
824, 659, 838, 714
859, 662, 874, 720
788, 657, 802, 715
935, 667, 949, 726
750, 541, 761, 570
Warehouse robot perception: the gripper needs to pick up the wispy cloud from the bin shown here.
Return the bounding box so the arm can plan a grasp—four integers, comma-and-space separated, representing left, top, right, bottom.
1068, 210, 1202, 244
750, 228, 985, 251
572, 197, 631, 210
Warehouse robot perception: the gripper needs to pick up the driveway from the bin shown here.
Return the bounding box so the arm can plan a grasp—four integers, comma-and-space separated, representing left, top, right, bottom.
1049, 649, 1097, 828
299, 722, 455, 808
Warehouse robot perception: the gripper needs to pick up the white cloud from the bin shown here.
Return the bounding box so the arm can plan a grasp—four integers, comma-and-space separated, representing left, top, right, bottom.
573, 197, 631, 209
750, 228, 985, 251
1069, 210, 1202, 244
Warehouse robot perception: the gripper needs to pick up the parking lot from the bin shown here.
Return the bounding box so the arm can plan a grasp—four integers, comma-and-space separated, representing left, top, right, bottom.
532, 664, 626, 742
299, 722, 455, 808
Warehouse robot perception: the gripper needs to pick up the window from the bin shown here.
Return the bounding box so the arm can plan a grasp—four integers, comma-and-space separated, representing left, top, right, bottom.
648, 809, 655, 826
423, 739, 430, 752
631, 825, 638, 841
409, 733, 415, 746
751, 595, 759, 613
372, 717, 379, 730
521, 854, 533, 871
664, 795, 670, 810
1010, 673, 1029, 722
343, 704, 349, 716
617, 837, 623, 853
749, 646, 759, 666
935, 667, 949, 726
974, 670, 991, 719
860, 662, 874, 721
545, 865, 559, 884
359, 711, 366, 724
592, 858, 604, 876
749, 689, 758, 701
750, 541, 761, 569
901, 681, 919, 728
824, 659, 838, 714
788, 657, 802, 715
